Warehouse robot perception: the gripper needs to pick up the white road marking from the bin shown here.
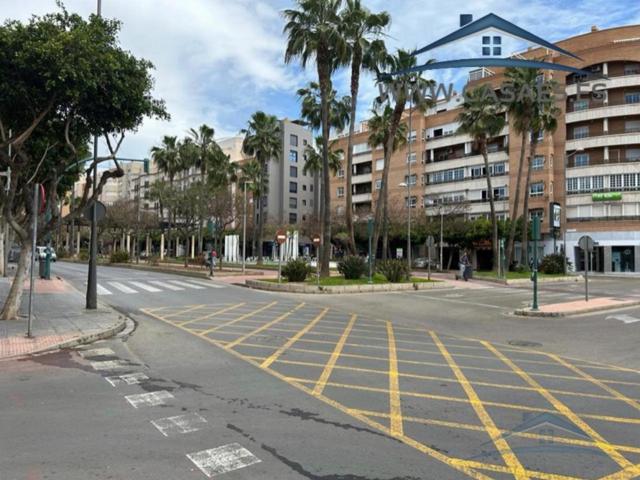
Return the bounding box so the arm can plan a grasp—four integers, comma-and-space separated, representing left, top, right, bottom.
184, 280, 226, 289
151, 412, 207, 437
105, 372, 149, 387
606, 314, 640, 324
444, 293, 464, 298
97, 284, 113, 295
187, 443, 261, 477
109, 281, 138, 294
168, 280, 205, 290
125, 390, 174, 408
79, 348, 115, 358
149, 280, 184, 291
90, 360, 128, 371
130, 281, 162, 292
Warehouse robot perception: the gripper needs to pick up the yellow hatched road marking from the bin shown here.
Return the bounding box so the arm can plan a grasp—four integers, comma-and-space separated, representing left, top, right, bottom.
387, 322, 403, 436
261, 308, 329, 368
547, 353, 640, 413
198, 301, 278, 336
313, 314, 357, 396
179, 303, 245, 326
483, 341, 639, 473
160, 304, 207, 319
430, 331, 528, 479
224, 303, 306, 349
353, 409, 640, 455
599, 463, 640, 480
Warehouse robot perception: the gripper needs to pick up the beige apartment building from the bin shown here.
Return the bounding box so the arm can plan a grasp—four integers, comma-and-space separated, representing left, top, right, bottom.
330, 23, 640, 273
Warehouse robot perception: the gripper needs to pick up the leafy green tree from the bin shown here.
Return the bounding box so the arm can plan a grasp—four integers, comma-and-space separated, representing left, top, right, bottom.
0, 7, 166, 319
151, 135, 182, 255
241, 112, 281, 264
284, 0, 347, 277
458, 84, 506, 272
340, 0, 389, 254
371, 49, 435, 260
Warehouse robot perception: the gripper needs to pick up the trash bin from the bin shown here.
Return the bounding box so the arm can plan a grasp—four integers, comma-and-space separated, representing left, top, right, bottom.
38, 257, 46, 279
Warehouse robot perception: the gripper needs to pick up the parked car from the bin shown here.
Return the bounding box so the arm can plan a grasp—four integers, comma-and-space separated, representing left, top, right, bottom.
413, 257, 438, 269
36, 246, 57, 262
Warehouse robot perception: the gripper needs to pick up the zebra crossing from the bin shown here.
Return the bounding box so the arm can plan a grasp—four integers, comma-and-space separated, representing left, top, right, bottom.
95, 278, 225, 296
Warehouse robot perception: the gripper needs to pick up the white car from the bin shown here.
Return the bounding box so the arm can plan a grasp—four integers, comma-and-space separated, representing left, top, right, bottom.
36, 246, 57, 262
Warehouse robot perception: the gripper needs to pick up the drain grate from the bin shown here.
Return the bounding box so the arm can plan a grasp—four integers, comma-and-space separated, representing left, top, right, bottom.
508, 340, 542, 348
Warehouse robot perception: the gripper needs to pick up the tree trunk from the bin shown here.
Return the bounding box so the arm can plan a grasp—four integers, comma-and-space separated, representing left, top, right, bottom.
257, 166, 265, 265
371, 145, 388, 264
345, 49, 362, 256
318, 53, 332, 278
520, 139, 538, 268
481, 145, 499, 272
382, 189, 389, 260
1, 242, 30, 321
505, 131, 527, 268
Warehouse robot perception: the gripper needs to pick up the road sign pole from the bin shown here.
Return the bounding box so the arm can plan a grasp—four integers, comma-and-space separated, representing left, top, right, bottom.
278, 244, 282, 284
312, 235, 321, 288
367, 218, 373, 284
585, 249, 589, 302
27, 183, 39, 338
531, 217, 540, 311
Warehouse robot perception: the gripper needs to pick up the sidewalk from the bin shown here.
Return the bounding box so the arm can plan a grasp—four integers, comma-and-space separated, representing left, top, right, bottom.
515, 297, 640, 317
0, 276, 125, 360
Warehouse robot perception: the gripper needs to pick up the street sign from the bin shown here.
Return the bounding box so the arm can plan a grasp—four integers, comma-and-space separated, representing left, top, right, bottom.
275, 229, 287, 245
578, 235, 595, 252
83, 201, 107, 222
426, 235, 435, 248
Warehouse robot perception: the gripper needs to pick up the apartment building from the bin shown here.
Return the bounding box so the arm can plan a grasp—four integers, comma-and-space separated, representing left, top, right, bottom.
330, 23, 640, 273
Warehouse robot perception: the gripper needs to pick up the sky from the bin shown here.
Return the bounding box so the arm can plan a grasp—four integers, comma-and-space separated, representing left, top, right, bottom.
3, 0, 640, 159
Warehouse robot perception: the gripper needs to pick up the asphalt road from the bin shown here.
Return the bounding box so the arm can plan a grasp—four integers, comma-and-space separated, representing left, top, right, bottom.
2, 262, 640, 480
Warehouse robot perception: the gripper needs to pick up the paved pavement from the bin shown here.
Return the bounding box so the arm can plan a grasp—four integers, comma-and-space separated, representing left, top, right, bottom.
3, 261, 640, 479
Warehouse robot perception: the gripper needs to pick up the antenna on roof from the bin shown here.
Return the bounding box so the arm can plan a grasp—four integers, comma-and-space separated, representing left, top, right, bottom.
460, 14, 473, 27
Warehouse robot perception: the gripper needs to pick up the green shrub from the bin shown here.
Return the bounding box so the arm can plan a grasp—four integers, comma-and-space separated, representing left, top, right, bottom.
109, 250, 130, 264
281, 258, 312, 282
78, 249, 89, 261
376, 259, 409, 283
539, 254, 569, 274
148, 255, 160, 266
337, 256, 367, 280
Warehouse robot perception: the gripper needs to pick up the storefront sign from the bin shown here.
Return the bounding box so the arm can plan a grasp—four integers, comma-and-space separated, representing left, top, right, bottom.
592, 192, 622, 202
550, 202, 561, 229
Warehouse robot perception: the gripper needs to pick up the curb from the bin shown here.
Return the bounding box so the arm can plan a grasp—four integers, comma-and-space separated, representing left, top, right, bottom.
477, 275, 582, 286
246, 279, 451, 294
0, 316, 126, 361
514, 300, 640, 317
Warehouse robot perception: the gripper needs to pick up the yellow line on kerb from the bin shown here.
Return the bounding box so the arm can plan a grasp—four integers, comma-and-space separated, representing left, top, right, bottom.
313, 314, 357, 396
198, 301, 278, 336
261, 308, 329, 368
224, 303, 305, 349
179, 303, 245, 327
387, 322, 403, 437
430, 332, 528, 479
483, 341, 639, 473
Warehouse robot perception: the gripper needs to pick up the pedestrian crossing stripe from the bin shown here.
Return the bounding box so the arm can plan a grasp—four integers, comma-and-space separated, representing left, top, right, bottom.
149, 280, 183, 291
168, 280, 205, 289
109, 281, 137, 293
97, 284, 113, 295
130, 281, 162, 292
95, 279, 225, 295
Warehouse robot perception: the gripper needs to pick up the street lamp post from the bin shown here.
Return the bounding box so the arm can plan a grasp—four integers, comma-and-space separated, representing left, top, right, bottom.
242, 180, 252, 274
405, 81, 415, 271
563, 148, 584, 274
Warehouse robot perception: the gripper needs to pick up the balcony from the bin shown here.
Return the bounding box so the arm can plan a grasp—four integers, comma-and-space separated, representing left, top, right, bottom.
566, 102, 640, 124
352, 193, 372, 203
425, 125, 509, 151
425, 149, 509, 172
566, 130, 640, 150
352, 172, 372, 185
565, 73, 640, 97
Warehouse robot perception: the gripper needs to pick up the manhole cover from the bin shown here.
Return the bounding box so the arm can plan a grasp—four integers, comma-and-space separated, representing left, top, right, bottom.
508, 340, 542, 348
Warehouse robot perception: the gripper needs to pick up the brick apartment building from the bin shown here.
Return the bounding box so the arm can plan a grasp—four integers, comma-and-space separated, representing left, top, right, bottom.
330, 23, 640, 273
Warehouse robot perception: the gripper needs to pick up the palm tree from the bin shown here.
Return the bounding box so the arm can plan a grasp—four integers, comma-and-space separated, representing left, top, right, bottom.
367, 104, 407, 259
151, 135, 181, 255
188, 124, 217, 182
371, 49, 435, 259
239, 159, 266, 257
458, 85, 506, 273
297, 82, 350, 132
241, 111, 281, 264
303, 136, 343, 177
284, 0, 347, 277
340, 0, 389, 254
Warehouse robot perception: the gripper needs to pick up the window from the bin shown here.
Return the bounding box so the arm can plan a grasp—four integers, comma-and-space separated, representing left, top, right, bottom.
624, 173, 637, 189
375, 159, 384, 171
289, 213, 297, 224
408, 130, 417, 143
404, 174, 417, 186
482, 36, 491, 45
405, 196, 417, 208
492, 162, 506, 175
353, 143, 370, 154
289, 150, 298, 163
575, 153, 590, 167
310, 184, 313, 192
610, 174, 622, 189
471, 166, 485, 178
493, 47, 502, 56
290, 166, 298, 178
482, 47, 491, 56
302, 199, 307, 206
494, 186, 506, 199
593, 176, 604, 191
625, 92, 640, 104
303, 139, 308, 146
529, 209, 544, 221
407, 152, 417, 164
337, 168, 345, 178
532, 155, 544, 170
573, 99, 589, 111
375, 179, 383, 190
290, 134, 298, 147
427, 168, 464, 184
302, 184, 307, 191
573, 125, 589, 139
624, 63, 640, 75
529, 181, 544, 197
567, 178, 578, 193
626, 148, 640, 161
289, 181, 298, 193
337, 186, 345, 198
289, 197, 297, 209
625, 120, 640, 133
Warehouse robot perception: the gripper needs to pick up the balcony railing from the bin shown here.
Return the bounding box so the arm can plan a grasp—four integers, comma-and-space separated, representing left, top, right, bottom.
425, 145, 508, 163
566, 69, 640, 85
566, 126, 640, 140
